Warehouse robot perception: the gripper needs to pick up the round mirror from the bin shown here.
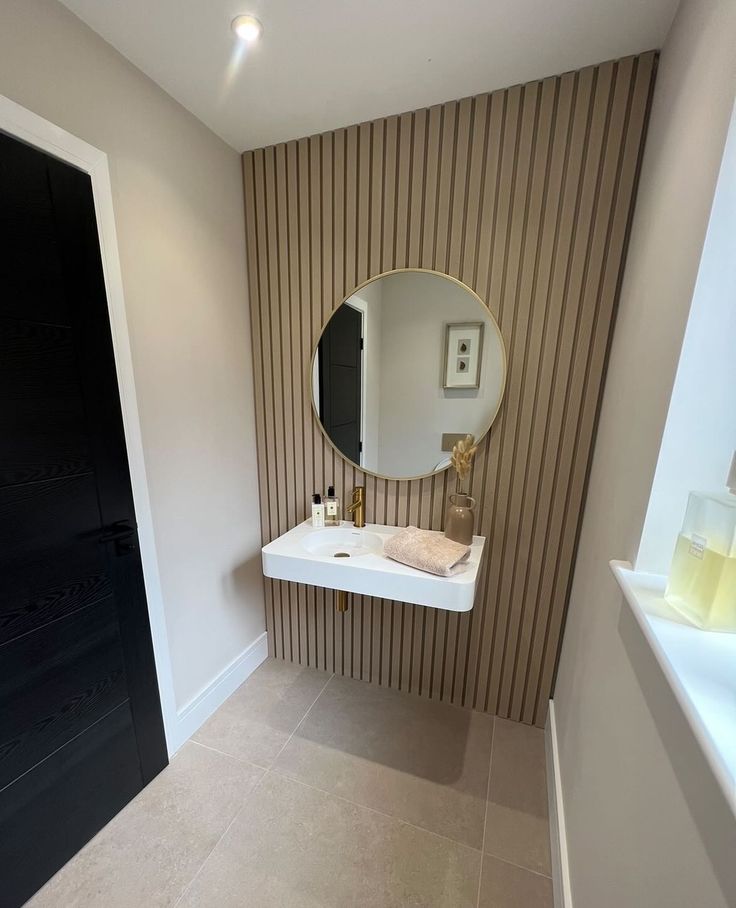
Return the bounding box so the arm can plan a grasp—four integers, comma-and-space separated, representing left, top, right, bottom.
311, 269, 506, 480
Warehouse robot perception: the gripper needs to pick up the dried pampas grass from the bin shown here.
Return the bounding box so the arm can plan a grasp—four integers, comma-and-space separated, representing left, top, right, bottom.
450, 434, 478, 492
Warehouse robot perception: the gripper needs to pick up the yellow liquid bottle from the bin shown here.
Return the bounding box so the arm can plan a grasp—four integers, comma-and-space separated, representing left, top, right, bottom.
665, 484, 736, 632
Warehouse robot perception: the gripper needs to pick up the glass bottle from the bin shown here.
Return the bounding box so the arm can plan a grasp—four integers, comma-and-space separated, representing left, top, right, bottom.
665, 455, 736, 631
325, 485, 340, 527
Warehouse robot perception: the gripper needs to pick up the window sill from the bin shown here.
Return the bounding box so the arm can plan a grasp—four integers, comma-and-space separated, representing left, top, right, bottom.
610, 560, 736, 816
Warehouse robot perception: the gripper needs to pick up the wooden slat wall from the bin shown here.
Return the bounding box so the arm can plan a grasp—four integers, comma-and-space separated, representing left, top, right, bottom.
243, 53, 656, 725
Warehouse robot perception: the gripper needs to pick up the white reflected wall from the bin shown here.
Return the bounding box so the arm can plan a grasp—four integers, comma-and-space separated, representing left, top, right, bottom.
375, 272, 502, 477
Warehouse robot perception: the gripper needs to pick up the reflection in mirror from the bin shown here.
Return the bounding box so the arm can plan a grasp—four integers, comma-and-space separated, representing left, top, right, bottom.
312, 270, 506, 480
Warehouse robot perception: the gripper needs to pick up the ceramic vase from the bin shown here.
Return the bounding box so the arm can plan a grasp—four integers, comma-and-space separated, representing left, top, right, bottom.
444, 493, 476, 545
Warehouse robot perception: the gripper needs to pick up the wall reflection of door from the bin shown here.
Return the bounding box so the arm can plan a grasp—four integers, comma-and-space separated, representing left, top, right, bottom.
318, 303, 362, 465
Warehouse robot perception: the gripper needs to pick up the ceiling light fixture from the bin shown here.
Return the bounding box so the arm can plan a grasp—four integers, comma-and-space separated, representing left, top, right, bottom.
231, 14, 263, 43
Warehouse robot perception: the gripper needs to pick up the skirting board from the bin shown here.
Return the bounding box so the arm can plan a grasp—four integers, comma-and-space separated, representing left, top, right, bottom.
546, 700, 574, 908
168, 631, 269, 754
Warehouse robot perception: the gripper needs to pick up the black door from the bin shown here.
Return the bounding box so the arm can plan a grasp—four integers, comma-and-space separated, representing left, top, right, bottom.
318, 303, 362, 464
0, 132, 168, 907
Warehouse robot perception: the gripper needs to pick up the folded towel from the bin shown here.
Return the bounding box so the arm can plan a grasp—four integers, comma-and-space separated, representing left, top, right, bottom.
384, 526, 471, 577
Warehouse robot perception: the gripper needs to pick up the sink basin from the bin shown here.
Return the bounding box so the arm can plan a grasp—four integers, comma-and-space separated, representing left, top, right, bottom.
301, 528, 383, 558
262, 520, 486, 612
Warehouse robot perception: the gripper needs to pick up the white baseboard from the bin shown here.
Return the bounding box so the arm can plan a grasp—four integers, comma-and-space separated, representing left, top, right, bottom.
167, 631, 269, 754
546, 700, 573, 908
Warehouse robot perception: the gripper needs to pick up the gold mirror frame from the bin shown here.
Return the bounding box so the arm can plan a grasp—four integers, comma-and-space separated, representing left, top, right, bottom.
309, 268, 507, 482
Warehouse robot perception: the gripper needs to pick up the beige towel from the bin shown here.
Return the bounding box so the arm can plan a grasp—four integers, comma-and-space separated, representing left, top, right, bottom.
384, 526, 471, 577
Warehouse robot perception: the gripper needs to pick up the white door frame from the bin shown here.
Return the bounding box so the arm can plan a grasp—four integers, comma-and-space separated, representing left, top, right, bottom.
0, 94, 178, 755
341, 300, 367, 468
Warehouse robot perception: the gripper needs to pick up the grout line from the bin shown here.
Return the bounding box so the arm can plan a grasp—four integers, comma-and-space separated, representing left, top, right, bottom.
477, 715, 495, 907
482, 850, 553, 881
174, 671, 551, 907
476, 718, 553, 884
173, 764, 270, 907
173, 670, 333, 906
268, 765, 483, 856
187, 739, 270, 772
269, 672, 335, 766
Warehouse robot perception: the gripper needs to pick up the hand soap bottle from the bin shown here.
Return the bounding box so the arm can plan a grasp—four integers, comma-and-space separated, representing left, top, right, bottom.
311, 493, 325, 528
665, 453, 736, 631
325, 485, 340, 527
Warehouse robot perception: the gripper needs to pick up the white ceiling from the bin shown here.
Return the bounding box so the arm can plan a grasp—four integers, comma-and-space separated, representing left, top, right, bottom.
59, 0, 678, 152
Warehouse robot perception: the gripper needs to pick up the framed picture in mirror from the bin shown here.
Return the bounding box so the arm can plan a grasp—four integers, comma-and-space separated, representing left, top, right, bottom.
443, 322, 484, 389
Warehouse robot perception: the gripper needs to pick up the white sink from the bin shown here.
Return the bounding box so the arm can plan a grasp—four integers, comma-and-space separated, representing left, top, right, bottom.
262, 520, 486, 612
301, 528, 383, 558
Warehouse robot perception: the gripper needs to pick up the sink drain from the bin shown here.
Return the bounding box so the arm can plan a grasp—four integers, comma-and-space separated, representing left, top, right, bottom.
334, 552, 350, 558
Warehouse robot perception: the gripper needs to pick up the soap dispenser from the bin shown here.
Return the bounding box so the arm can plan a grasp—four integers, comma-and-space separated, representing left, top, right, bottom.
325, 485, 340, 527
665, 453, 736, 631
311, 493, 325, 528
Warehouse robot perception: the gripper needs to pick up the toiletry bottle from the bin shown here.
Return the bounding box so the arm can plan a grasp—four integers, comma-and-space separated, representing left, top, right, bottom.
311, 493, 325, 528
665, 453, 736, 631
325, 485, 340, 526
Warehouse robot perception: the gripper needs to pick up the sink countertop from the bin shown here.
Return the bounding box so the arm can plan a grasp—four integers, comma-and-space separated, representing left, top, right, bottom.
262, 520, 486, 612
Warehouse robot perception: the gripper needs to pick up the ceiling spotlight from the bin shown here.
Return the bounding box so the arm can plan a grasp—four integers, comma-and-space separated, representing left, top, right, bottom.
232, 14, 263, 43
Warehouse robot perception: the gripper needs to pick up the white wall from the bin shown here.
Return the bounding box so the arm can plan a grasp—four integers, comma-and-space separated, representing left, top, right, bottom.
553, 1, 736, 906
377, 272, 504, 477
0, 0, 265, 721
637, 105, 736, 574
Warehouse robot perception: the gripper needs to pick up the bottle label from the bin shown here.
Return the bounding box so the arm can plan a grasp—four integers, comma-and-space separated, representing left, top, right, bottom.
326, 501, 338, 516
689, 534, 707, 559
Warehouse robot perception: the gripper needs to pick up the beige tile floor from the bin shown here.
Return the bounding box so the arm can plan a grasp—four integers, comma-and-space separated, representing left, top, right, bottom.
29, 659, 553, 907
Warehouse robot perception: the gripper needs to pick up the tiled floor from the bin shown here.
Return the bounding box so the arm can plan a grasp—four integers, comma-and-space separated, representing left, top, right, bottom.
29, 659, 553, 907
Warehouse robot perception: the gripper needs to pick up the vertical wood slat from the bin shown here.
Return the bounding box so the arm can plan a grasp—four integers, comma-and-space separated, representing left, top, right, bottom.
529, 52, 657, 722
242, 53, 657, 725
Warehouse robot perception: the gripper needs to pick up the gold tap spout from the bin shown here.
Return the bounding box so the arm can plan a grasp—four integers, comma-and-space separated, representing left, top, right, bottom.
346, 485, 366, 528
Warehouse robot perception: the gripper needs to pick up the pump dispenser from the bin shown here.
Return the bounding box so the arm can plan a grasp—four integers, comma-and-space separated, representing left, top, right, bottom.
665, 453, 736, 631
311, 493, 325, 528
325, 485, 340, 526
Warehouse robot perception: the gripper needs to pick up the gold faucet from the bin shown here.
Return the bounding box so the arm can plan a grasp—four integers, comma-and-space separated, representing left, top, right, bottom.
346, 485, 366, 528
